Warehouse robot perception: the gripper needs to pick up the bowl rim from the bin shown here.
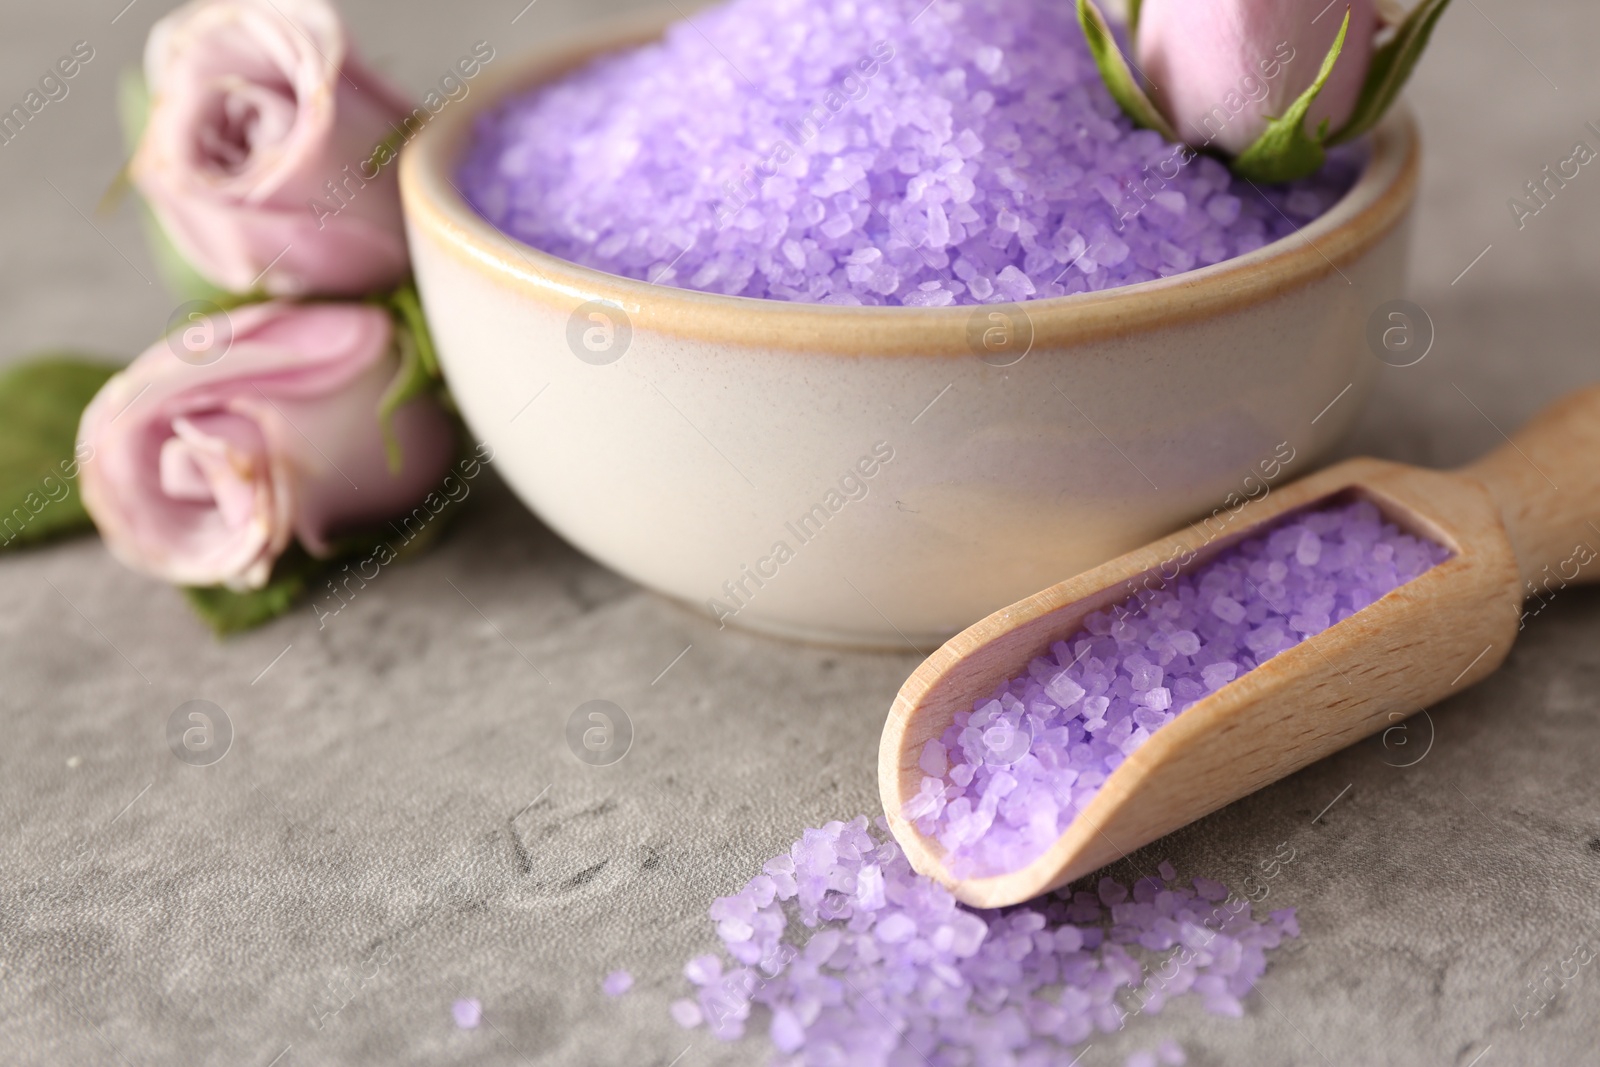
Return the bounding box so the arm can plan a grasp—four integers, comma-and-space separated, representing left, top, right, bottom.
399, 7, 1419, 358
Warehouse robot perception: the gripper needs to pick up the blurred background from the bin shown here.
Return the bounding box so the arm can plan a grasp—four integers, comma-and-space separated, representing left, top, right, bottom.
3, 1, 1599, 1065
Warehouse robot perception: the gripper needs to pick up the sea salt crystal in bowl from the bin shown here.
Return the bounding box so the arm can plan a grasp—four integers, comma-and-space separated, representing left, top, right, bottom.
399, 4, 1418, 648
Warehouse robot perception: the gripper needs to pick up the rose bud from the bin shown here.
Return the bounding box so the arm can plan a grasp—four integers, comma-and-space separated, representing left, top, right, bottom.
1136, 0, 1379, 156
76, 302, 455, 590
130, 0, 414, 297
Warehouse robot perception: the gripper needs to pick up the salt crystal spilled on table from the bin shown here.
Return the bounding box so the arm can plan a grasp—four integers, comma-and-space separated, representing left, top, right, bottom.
665, 813, 1300, 1063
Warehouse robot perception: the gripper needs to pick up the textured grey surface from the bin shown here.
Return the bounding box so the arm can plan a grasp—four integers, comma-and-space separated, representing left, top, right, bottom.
3, 1, 1600, 1065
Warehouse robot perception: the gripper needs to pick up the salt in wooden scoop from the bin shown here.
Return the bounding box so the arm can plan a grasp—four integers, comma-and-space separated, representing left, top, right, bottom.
880, 385, 1600, 908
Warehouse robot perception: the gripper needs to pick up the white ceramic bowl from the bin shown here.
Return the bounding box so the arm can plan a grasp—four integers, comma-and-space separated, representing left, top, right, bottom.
400, 17, 1418, 648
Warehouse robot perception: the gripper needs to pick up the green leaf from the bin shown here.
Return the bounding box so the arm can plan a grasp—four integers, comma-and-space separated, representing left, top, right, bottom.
183, 547, 326, 636
376, 284, 445, 473
1328, 0, 1455, 146
182, 510, 457, 636
1126, 0, 1142, 35
1076, 0, 1177, 142
1231, 9, 1351, 184
0, 356, 119, 552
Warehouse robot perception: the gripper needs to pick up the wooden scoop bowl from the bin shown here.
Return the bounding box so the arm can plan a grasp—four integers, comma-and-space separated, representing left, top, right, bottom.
880, 385, 1600, 908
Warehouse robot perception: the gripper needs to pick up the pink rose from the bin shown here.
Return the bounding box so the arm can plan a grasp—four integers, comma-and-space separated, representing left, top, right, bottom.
77, 302, 455, 589
131, 0, 413, 297
1137, 0, 1379, 156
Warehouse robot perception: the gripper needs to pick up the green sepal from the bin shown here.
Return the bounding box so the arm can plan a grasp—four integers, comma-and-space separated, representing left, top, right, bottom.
1231, 9, 1351, 184
375, 283, 445, 474
115, 67, 263, 304
116, 65, 151, 149
386, 284, 441, 378
183, 546, 327, 636
0, 356, 120, 552
1076, 0, 1177, 143
182, 507, 456, 636
365, 126, 409, 174
1328, 0, 1455, 146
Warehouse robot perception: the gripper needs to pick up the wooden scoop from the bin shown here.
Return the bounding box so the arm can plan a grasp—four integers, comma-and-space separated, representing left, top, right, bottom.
880, 385, 1600, 908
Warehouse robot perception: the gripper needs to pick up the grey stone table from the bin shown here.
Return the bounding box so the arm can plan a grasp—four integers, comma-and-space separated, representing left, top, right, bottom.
3, 1, 1599, 1064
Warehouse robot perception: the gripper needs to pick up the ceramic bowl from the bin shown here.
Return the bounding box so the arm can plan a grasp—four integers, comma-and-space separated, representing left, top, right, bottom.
399, 15, 1419, 648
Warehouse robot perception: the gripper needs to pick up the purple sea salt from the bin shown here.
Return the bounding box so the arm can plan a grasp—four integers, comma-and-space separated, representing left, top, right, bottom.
1127, 1038, 1187, 1066
451, 998, 482, 1030
671, 814, 1298, 1064
670, 998, 705, 1029
908, 498, 1451, 879
459, 0, 1360, 307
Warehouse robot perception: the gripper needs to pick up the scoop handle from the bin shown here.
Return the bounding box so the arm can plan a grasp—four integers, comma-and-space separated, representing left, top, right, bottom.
1464, 384, 1600, 590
